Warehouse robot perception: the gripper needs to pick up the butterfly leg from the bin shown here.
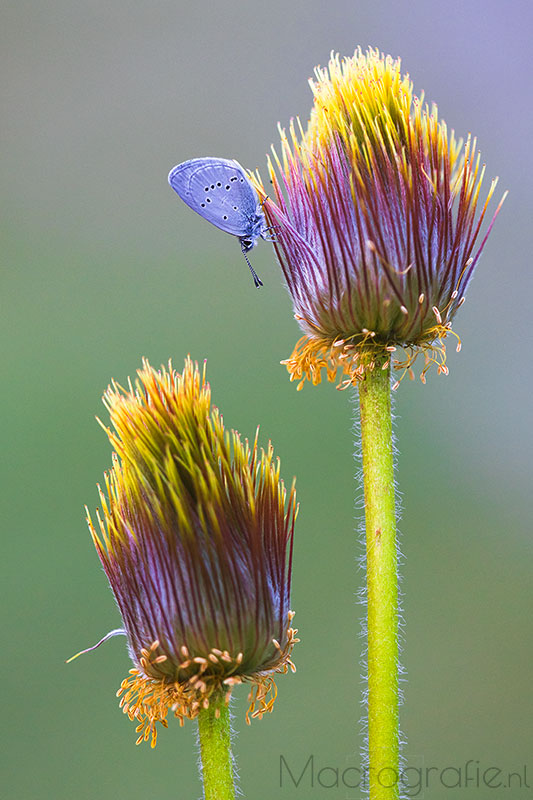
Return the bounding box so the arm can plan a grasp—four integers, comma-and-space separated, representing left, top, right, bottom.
261, 224, 279, 243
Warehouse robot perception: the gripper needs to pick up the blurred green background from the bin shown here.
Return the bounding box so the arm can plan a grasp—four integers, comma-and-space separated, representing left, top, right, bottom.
2, 1, 532, 798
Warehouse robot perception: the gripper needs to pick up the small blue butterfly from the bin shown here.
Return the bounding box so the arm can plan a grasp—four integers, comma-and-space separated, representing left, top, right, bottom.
168, 157, 271, 288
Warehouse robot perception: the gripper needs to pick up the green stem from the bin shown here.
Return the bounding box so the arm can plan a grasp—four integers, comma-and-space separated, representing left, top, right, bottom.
197, 697, 236, 800
358, 360, 399, 800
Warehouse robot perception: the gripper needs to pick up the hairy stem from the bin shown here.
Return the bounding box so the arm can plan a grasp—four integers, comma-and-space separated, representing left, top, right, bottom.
197, 697, 235, 800
358, 361, 399, 799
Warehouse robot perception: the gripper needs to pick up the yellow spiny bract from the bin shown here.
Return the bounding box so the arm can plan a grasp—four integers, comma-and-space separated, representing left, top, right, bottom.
308, 48, 411, 148
305, 48, 461, 174
89, 357, 292, 555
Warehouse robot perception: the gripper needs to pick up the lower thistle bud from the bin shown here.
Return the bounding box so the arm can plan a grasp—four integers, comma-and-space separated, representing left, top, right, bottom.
84, 357, 298, 746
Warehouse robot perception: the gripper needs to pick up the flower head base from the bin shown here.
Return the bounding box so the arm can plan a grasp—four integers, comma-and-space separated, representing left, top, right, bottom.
87, 358, 297, 746
254, 48, 505, 389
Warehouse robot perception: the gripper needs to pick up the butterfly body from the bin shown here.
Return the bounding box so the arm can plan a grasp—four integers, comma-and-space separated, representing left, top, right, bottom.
168, 157, 269, 287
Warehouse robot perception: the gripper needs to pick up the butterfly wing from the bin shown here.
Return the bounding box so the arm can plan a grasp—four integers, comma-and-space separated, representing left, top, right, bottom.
168, 157, 260, 237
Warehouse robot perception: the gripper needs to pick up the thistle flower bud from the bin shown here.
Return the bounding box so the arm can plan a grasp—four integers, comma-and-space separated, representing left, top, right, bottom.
85, 358, 297, 746
256, 48, 505, 389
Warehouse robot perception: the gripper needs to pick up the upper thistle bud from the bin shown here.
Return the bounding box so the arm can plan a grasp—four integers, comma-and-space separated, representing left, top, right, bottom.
85, 357, 297, 746
255, 48, 505, 389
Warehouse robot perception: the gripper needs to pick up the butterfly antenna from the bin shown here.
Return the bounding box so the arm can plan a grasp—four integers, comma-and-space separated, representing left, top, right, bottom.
241, 244, 263, 288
